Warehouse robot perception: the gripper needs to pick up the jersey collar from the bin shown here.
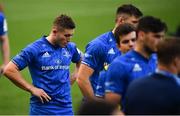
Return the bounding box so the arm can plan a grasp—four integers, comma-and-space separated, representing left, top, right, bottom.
43, 36, 61, 49
156, 69, 180, 85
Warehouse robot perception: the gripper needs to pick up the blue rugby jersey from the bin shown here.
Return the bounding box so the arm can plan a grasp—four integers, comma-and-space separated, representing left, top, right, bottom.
12, 36, 81, 115
0, 12, 7, 36
105, 50, 157, 109
95, 70, 107, 98
82, 31, 121, 93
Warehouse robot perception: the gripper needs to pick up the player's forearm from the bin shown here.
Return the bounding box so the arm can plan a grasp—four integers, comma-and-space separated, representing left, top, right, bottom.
1, 35, 10, 64
3, 62, 33, 93
77, 76, 95, 99
70, 71, 77, 85
70, 61, 81, 85
77, 64, 95, 99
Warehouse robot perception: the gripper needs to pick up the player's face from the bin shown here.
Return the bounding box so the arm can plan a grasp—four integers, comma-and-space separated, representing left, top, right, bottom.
124, 16, 140, 27
143, 31, 165, 54
56, 29, 74, 47
119, 31, 136, 53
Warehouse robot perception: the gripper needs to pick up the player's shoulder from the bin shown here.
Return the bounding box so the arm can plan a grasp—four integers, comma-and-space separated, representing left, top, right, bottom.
31, 36, 44, 45
114, 51, 136, 64
89, 31, 113, 46
67, 42, 77, 48
121, 50, 144, 63
0, 12, 4, 18
0, 12, 5, 22
109, 52, 136, 71
86, 31, 114, 52
109, 56, 127, 69
96, 31, 113, 41
66, 42, 79, 52
24, 36, 45, 51
107, 57, 130, 79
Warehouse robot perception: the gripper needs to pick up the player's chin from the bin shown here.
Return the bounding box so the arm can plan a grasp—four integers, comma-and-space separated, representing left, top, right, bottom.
62, 43, 68, 47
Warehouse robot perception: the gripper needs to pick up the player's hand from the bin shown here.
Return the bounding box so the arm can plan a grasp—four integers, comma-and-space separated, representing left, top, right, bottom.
29, 86, 51, 103
70, 73, 78, 85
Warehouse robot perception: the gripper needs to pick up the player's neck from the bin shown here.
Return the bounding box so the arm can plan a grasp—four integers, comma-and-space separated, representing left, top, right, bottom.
134, 45, 151, 59
112, 23, 120, 34
46, 35, 56, 46
158, 63, 178, 75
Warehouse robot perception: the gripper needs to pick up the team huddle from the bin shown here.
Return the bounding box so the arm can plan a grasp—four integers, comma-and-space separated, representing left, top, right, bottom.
2, 4, 180, 115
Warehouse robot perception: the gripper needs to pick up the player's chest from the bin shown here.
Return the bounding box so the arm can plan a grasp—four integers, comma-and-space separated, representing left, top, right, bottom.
128, 62, 156, 81
105, 46, 120, 64
36, 49, 72, 66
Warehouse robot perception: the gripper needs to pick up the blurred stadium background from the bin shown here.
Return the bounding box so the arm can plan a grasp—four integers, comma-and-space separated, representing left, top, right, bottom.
0, 0, 180, 114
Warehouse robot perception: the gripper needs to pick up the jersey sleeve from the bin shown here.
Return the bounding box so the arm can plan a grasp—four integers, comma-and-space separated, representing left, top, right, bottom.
12, 44, 37, 70
69, 42, 81, 63
105, 60, 127, 95
82, 42, 105, 70
0, 13, 7, 36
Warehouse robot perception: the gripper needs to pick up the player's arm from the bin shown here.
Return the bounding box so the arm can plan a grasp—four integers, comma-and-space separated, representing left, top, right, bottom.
77, 64, 95, 100
70, 59, 81, 85
3, 61, 51, 103
70, 45, 83, 85
0, 34, 10, 73
104, 60, 125, 106
0, 16, 10, 73
105, 92, 121, 105
77, 42, 104, 100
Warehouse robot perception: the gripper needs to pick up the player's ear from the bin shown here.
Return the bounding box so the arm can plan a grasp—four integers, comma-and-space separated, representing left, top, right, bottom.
174, 57, 180, 70
137, 31, 145, 41
116, 16, 124, 25
52, 26, 58, 35
116, 43, 120, 48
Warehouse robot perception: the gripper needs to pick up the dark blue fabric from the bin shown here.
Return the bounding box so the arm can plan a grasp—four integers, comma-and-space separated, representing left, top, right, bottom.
125, 73, 180, 114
